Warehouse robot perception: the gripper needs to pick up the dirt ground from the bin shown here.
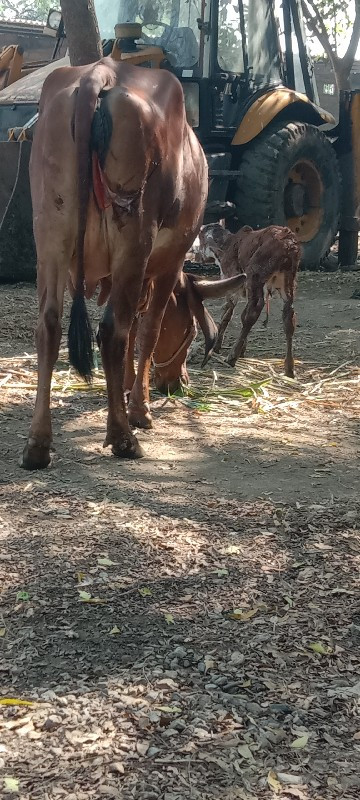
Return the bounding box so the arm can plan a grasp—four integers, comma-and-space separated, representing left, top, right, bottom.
1, 272, 360, 800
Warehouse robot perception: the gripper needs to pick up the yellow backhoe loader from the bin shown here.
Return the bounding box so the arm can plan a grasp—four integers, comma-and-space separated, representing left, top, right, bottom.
0, 0, 358, 280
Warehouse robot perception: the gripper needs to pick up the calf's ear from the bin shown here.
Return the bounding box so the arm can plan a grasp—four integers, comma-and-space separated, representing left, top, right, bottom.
185, 274, 218, 367
194, 273, 246, 300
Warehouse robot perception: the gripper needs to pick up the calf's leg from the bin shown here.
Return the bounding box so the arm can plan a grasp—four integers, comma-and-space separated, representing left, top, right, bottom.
21, 265, 65, 470
125, 316, 138, 395
97, 303, 138, 401
227, 284, 264, 367
283, 294, 296, 378
213, 298, 235, 353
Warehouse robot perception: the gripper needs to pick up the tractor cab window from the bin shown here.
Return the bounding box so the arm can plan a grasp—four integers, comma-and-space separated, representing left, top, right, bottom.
217, 1, 244, 74
94, 0, 201, 68
243, 0, 281, 87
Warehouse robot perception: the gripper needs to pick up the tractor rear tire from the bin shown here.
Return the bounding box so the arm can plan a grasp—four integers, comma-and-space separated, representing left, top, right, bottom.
233, 121, 340, 269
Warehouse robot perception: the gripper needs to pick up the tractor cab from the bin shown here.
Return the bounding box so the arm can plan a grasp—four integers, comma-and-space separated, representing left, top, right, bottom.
91, 0, 326, 141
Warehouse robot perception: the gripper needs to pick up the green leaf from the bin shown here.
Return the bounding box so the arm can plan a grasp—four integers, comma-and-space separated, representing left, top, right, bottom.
290, 732, 310, 749
97, 557, 117, 567
164, 612, 174, 625
16, 591, 29, 602
228, 608, 258, 621
109, 625, 121, 635
155, 705, 182, 714
215, 568, 228, 577
3, 776, 19, 793
139, 587, 152, 597
78, 590, 92, 602
0, 627, 6, 637
0, 698, 35, 707
308, 641, 333, 655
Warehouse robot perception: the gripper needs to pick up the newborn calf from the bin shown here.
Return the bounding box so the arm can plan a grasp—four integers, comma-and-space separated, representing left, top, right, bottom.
199, 224, 300, 377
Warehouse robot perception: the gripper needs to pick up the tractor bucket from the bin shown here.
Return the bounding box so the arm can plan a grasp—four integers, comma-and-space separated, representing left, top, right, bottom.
0, 56, 69, 283
0, 139, 35, 282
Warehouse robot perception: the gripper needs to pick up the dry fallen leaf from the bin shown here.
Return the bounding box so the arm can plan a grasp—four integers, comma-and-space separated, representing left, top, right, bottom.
109, 626, 121, 635
238, 744, 254, 761
204, 655, 215, 672
97, 557, 117, 567
0, 628, 5, 637
290, 732, 310, 749
267, 769, 282, 794
136, 740, 150, 756
285, 789, 308, 800
155, 705, 182, 714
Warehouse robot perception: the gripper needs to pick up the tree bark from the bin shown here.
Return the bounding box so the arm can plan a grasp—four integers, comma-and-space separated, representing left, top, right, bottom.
60, 0, 102, 66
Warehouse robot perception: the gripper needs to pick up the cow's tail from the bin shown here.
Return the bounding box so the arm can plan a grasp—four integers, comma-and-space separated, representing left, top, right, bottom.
68, 64, 114, 383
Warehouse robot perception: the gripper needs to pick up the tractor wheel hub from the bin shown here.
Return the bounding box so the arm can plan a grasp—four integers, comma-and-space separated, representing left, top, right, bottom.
284, 182, 306, 217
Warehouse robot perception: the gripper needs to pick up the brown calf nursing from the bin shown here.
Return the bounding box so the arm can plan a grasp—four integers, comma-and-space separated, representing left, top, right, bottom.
199, 224, 300, 377
97, 270, 247, 406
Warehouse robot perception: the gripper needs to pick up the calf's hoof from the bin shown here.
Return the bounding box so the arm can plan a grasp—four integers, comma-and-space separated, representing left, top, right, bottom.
21, 439, 51, 470
128, 404, 153, 430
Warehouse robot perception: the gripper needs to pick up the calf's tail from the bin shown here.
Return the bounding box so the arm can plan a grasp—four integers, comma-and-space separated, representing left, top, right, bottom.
68, 61, 115, 383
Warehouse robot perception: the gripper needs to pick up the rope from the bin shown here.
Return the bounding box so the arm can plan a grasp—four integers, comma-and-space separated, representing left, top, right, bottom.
0, 140, 22, 233
153, 323, 197, 369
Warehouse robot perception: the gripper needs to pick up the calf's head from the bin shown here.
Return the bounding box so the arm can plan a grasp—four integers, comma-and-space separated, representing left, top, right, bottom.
198, 223, 233, 266
153, 272, 246, 394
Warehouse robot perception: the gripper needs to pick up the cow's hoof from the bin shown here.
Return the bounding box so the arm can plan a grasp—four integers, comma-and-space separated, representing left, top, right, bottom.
104, 430, 145, 459
213, 343, 222, 354
112, 437, 145, 459
285, 366, 295, 379
21, 439, 51, 470
226, 355, 237, 368
128, 407, 153, 430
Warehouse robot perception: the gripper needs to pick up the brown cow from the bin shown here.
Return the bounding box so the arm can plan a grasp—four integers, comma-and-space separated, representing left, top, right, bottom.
21, 57, 207, 469
22, 57, 245, 469
199, 223, 300, 377
97, 271, 247, 413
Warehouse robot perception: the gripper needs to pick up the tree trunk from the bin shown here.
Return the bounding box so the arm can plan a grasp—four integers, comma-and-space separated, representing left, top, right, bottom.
331, 55, 352, 92
60, 0, 102, 66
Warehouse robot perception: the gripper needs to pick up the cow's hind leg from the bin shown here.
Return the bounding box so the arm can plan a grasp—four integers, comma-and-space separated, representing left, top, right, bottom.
21, 266, 65, 469
283, 292, 296, 378
227, 283, 264, 367
214, 298, 236, 353
128, 272, 179, 429
99, 263, 147, 459
97, 302, 138, 401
